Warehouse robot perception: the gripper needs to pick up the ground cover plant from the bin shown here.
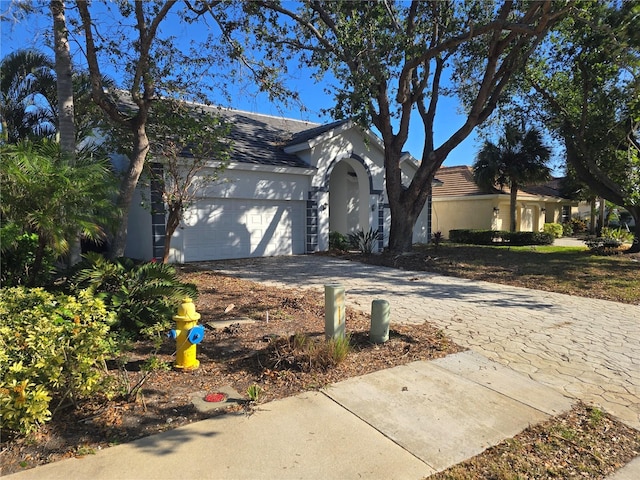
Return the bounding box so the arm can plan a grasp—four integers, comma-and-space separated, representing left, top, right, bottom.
2, 250, 639, 477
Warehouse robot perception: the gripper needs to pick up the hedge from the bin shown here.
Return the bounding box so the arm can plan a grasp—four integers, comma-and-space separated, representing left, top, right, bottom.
449, 229, 554, 246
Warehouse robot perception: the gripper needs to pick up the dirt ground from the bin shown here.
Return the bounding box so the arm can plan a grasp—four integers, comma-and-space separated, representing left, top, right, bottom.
1, 259, 639, 477
1, 267, 461, 475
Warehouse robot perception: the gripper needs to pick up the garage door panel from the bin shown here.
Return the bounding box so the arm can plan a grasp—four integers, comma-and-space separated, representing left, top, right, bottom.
181, 199, 304, 261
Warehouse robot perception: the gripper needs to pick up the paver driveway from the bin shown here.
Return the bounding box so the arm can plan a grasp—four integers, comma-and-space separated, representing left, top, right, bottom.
209, 255, 640, 429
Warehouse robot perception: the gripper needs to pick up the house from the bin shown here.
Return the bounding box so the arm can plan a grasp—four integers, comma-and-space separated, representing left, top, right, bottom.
125, 106, 432, 262
430, 165, 578, 237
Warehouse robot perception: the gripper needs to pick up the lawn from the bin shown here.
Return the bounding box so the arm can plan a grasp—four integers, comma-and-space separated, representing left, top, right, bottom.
350, 243, 640, 305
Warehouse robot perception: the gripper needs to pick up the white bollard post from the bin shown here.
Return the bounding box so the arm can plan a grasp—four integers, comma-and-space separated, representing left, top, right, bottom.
325, 284, 345, 340
370, 299, 390, 343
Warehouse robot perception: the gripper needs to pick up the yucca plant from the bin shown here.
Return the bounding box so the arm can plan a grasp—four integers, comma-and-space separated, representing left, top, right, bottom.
348, 228, 381, 254
71, 253, 197, 336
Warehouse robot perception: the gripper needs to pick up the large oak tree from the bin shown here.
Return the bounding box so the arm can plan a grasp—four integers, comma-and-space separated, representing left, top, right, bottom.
240, 0, 571, 252
525, 2, 640, 251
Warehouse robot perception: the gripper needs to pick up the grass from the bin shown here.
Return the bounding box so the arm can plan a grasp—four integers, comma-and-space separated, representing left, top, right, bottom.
361, 243, 640, 304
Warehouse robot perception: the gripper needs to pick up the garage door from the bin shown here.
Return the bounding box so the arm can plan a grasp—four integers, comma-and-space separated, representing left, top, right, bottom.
181, 199, 305, 261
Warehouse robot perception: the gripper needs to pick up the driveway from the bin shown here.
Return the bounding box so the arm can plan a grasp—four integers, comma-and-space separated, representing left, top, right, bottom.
209, 255, 640, 429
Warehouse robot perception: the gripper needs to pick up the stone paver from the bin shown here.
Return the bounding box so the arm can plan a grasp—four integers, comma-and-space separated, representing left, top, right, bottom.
209, 255, 640, 429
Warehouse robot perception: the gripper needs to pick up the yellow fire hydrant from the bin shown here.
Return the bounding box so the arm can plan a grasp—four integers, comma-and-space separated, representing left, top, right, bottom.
168, 297, 205, 370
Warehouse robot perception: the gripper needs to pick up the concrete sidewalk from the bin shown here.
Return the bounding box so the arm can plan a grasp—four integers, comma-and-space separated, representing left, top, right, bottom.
5, 351, 574, 480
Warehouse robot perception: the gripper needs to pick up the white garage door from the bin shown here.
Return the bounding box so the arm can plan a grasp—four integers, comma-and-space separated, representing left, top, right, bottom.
181, 199, 305, 261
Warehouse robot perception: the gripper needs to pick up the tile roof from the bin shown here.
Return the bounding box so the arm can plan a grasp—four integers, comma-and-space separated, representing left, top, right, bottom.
521, 177, 564, 197
431, 165, 493, 197
432, 165, 570, 199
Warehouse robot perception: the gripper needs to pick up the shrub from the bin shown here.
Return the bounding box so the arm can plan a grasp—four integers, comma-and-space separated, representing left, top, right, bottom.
265, 333, 351, 372
562, 222, 574, 236
329, 231, 350, 251
449, 229, 497, 244
585, 237, 623, 255
449, 229, 507, 245
543, 223, 563, 238
448, 229, 553, 246
585, 227, 634, 255
431, 231, 443, 249
507, 231, 554, 246
0, 287, 117, 435
349, 228, 381, 254
570, 217, 587, 234
601, 227, 634, 244
70, 253, 198, 337
0, 224, 56, 287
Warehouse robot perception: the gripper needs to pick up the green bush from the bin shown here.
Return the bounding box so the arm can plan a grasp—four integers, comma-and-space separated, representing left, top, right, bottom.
562, 222, 574, 236
585, 237, 623, 255
0, 224, 56, 287
0, 287, 117, 435
449, 229, 507, 245
601, 227, 634, 243
507, 231, 554, 246
449, 229, 553, 246
329, 231, 350, 251
543, 223, 563, 238
449, 229, 491, 244
70, 253, 198, 337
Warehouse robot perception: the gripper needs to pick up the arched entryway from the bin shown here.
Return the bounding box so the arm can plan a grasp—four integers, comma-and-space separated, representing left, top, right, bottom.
305, 153, 384, 254
328, 157, 372, 236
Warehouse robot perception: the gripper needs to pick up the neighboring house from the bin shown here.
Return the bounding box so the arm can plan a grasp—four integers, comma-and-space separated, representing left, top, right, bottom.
431, 165, 578, 238
125, 106, 432, 262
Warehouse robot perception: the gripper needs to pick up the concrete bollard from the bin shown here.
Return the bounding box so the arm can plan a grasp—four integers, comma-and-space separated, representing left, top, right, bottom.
325, 284, 345, 340
370, 299, 390, 343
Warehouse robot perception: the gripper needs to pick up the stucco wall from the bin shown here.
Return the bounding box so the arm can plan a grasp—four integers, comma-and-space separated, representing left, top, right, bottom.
200, 164, 313, 201
432, 197, 497, 238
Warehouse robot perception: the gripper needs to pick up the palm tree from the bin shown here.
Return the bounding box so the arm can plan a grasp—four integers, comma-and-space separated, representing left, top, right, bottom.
0, 49, 57, 143
51, 0, 76, 159
1, 48, 113, 145
473, 124, 552, 232
0, 139, 118, 285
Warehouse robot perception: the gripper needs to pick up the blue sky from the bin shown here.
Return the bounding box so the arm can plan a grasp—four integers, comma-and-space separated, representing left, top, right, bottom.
1, 2, 482, 167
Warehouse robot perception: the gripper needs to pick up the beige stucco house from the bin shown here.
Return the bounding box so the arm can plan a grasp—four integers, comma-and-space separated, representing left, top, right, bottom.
431, 166, 578, 238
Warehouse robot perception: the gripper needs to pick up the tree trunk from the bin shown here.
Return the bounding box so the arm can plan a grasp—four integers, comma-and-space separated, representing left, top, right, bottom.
51, 0, 81, 265
109, 124, 150, 258
598, 198, 605, 235
625, 205, 640, 254
387, 203, 417, 253
29, 235, 48, 287
509, 184, 518, 232
163, 206, 181, 263
589, 197, 596, 234
51, 0, 75, 156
